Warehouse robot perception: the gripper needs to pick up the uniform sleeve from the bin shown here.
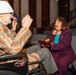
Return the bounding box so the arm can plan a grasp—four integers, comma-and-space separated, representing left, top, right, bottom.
10, 27, 32, 54
0, 27, 32, 55
11, 31, 16, 40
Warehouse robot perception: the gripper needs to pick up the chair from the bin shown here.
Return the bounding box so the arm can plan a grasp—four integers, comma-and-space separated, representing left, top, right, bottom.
28, 61, 46, 75
68, 60, 76, 75
0, 70, 20, 75
72, 60, 76, 75
0, 53, 46, 75
70, 36, 76, 75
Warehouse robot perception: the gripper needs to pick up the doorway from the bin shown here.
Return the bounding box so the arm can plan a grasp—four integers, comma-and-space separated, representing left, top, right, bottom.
58, 0, 70, 20
41, 0, 50, 30
28, 0, 50, 33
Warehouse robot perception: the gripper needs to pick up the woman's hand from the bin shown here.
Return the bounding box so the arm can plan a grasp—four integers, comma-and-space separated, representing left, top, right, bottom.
22, 14, 33, 29
51, 42, 54, 46
11, 16, 17, 31
52, 29, 57, 35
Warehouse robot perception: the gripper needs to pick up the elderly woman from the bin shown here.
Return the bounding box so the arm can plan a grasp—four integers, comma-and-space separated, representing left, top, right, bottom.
51, 17, 76, 75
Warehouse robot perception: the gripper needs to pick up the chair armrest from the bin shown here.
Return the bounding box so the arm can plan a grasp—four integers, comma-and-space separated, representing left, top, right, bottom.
0, 53, 27, 61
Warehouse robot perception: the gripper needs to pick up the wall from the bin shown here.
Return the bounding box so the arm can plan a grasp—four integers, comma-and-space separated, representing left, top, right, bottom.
20, 0, 29, 19
36, 0, 59, 27
36, 0, 42, 28
72, 36, 76, 54
14, 0, 20, 17
14, 0, 29, 20
50, 0, 59, 24
70, 0, 76, 11
14, 0, 76, 28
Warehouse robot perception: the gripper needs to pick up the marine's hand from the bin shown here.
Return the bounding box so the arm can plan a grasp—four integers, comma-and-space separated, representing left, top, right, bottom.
11, 16, 17, 31
22, 14, 33, 29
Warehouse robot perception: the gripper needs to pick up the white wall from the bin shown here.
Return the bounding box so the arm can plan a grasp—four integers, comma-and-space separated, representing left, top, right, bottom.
19, 0, 59, 27
20, 0, 29, 19
50, 0, 59, 24
14, 0, 29, 20
14, 0, 19, 17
